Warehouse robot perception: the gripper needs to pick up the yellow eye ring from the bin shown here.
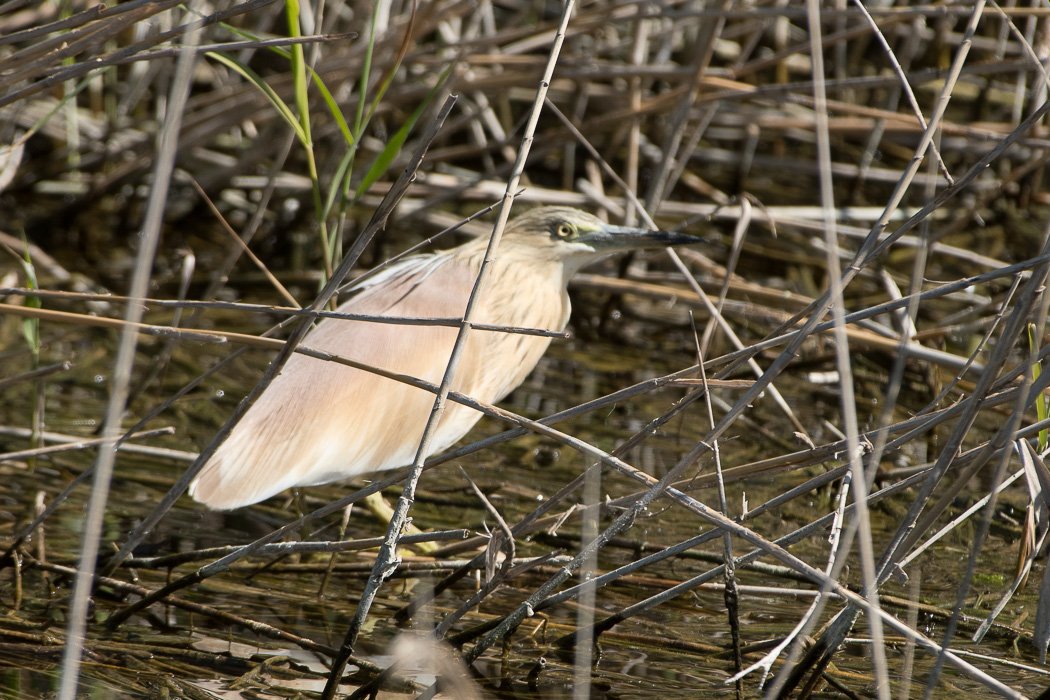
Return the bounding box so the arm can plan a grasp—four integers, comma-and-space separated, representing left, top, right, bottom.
556, 223, 574, 238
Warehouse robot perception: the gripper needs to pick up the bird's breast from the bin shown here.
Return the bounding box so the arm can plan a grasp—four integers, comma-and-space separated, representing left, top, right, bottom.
463, 267, 571, 404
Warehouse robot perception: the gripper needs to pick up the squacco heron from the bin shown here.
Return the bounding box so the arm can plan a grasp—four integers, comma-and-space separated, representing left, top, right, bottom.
189, 206, 701, 510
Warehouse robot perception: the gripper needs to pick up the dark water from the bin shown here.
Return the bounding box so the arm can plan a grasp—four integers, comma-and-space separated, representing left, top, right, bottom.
0, 232, 1046, 699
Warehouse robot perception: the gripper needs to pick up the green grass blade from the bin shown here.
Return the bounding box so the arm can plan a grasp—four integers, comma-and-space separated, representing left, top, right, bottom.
323, 146, 359, 220
356, 3, 418, 137
353, 5, 380, 136
207, 17, 354, 147
18, 235, 40, 356
352, 62, 453, 202
1030, 323, 1048, 451
206, 51, 307, 145
309, 66, 353, 147
284, 0, 312, 147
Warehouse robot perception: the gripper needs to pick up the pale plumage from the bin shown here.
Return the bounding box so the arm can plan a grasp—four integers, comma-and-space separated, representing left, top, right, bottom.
189, 207, 700, 510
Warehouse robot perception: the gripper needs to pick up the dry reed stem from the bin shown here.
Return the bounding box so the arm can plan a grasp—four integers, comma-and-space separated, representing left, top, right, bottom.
3, 2, 1050, 697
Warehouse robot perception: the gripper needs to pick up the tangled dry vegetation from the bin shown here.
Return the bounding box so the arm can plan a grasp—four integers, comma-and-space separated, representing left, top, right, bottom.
2, 0, 1050, 698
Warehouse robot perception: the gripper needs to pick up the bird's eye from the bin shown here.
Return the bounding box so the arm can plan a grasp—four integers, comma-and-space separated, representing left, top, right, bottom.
555, 223, 574, 239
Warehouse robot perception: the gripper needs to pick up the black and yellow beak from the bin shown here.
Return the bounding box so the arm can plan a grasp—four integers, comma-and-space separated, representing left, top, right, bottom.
575, 223, 705, 251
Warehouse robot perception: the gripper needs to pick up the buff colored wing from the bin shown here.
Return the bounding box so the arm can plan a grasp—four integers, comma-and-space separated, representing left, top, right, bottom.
189, 255, 491, 510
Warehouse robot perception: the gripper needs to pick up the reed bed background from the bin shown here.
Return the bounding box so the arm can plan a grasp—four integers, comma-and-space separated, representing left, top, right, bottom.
1, 0, 1049, 698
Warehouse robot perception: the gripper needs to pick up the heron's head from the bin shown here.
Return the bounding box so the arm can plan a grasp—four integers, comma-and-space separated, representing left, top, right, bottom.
502, 206, 703, 272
